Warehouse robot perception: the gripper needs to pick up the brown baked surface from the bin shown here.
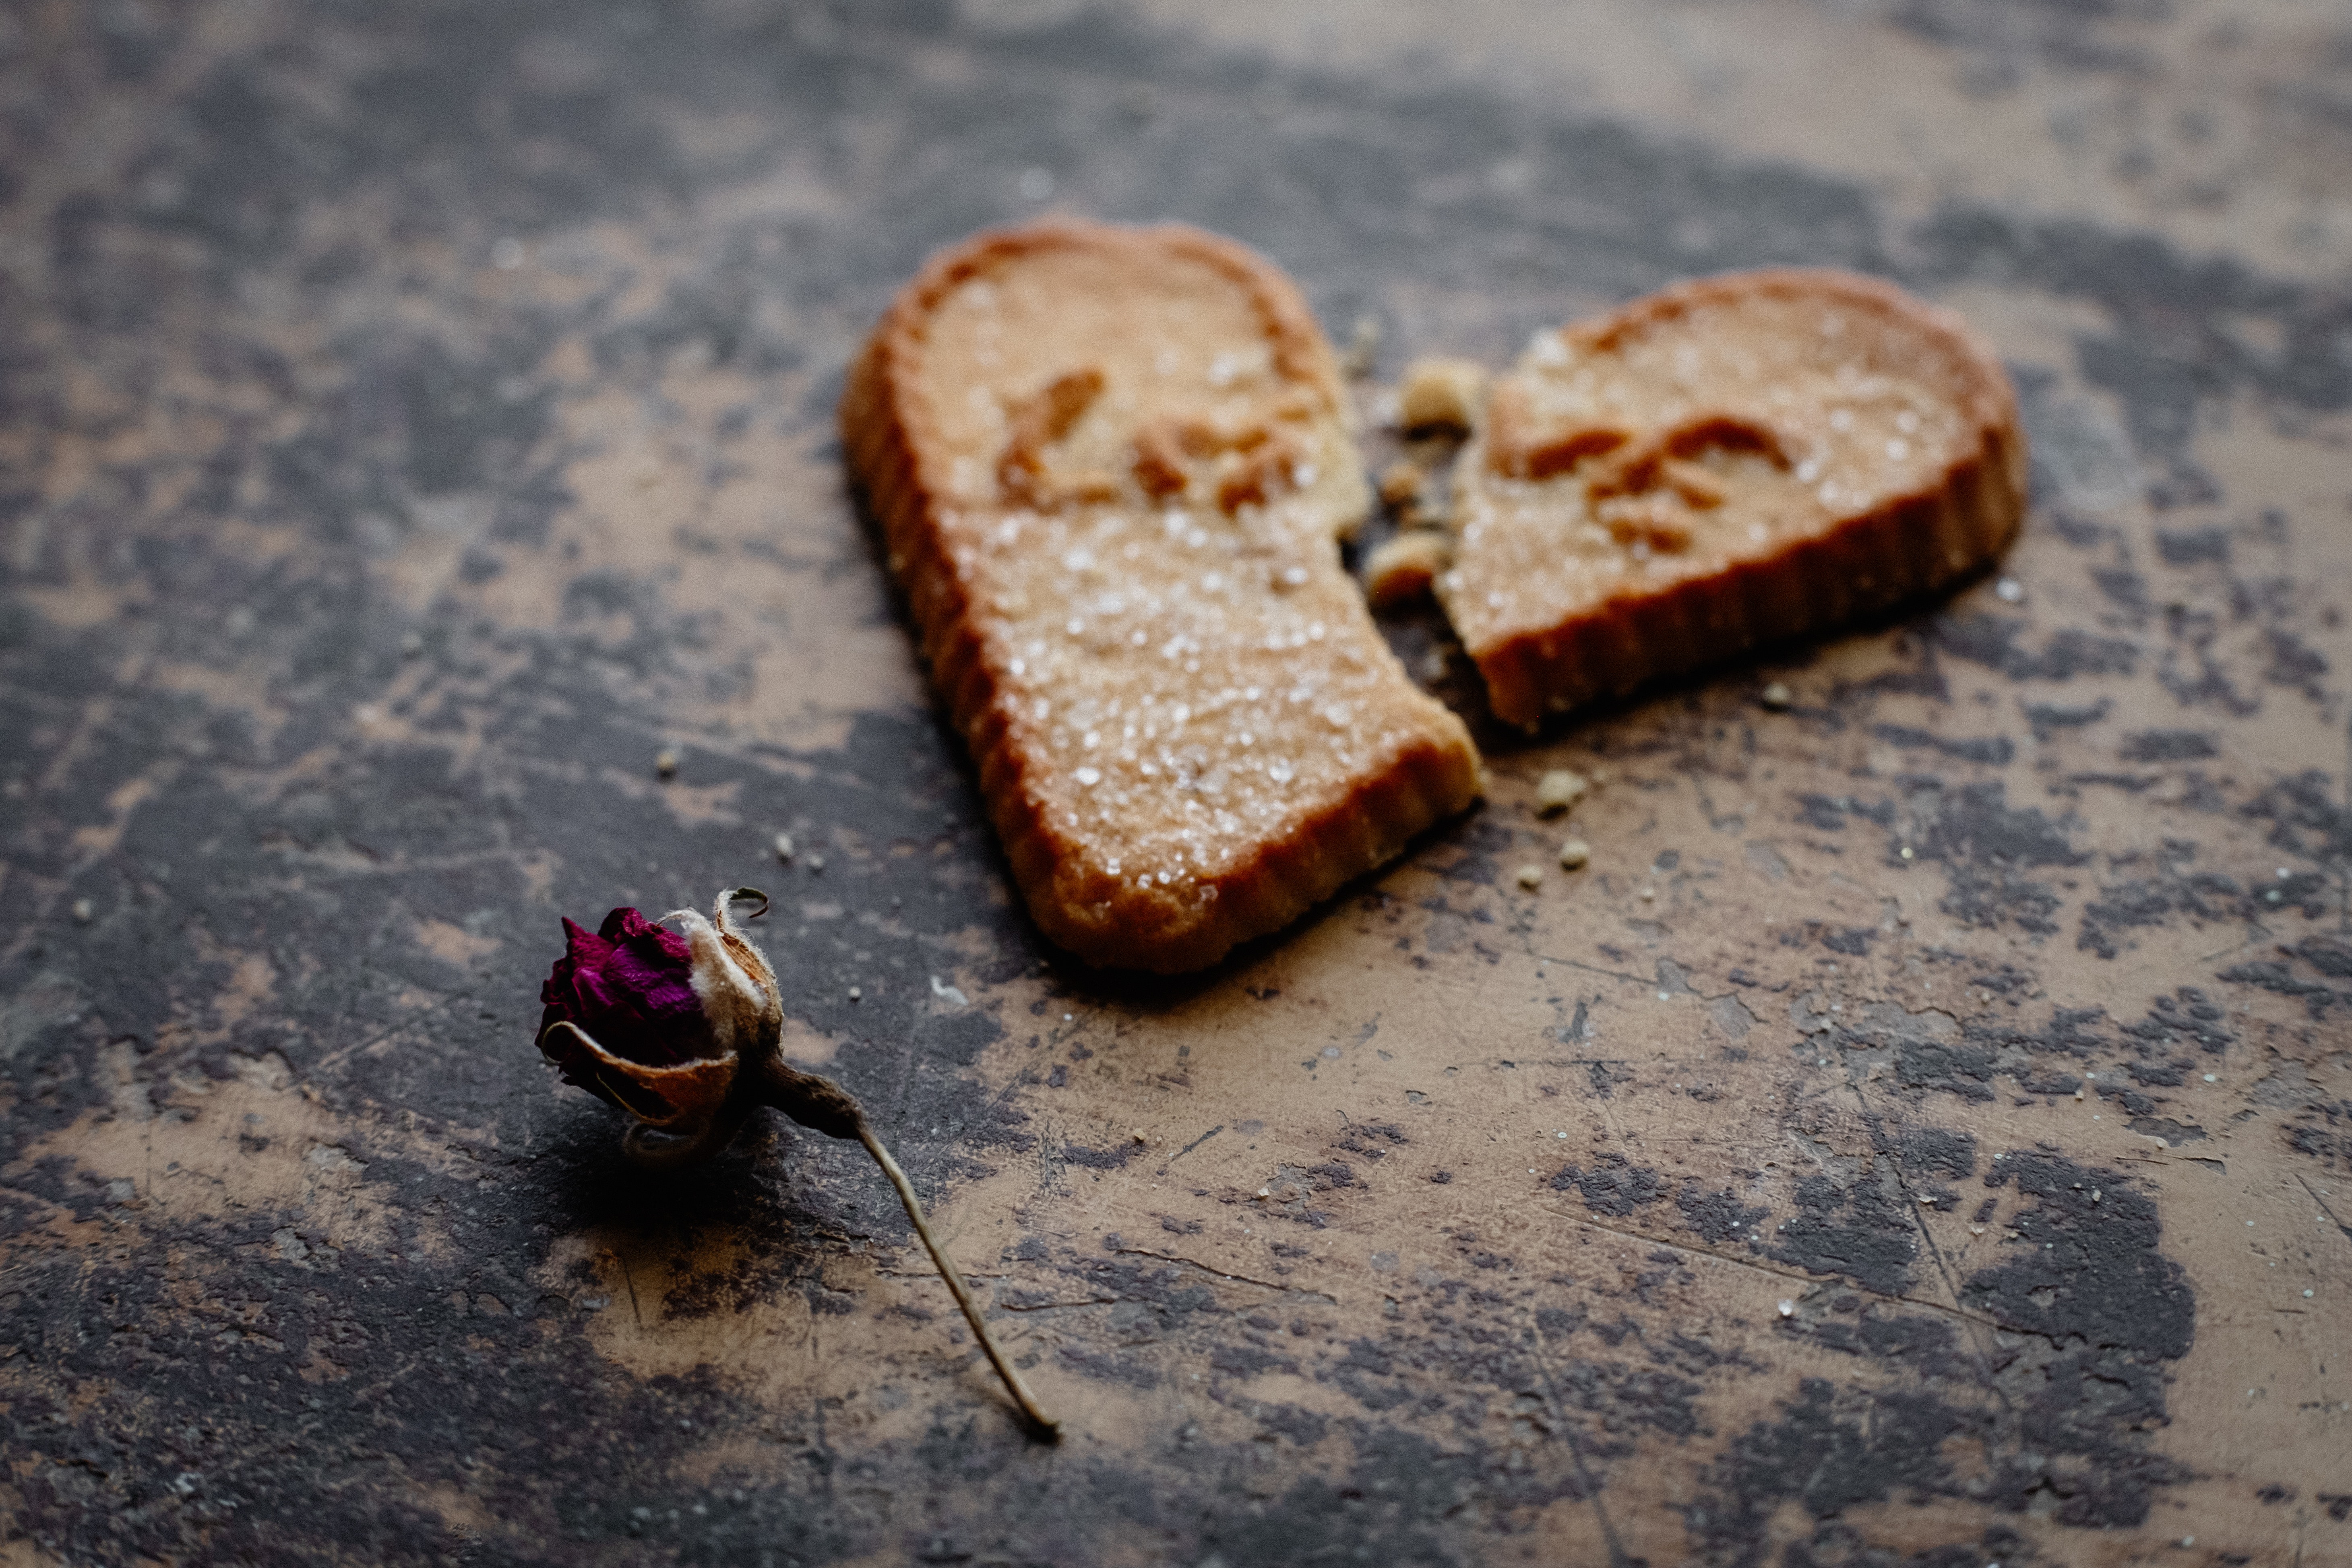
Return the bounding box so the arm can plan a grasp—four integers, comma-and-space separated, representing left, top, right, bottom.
841, 221, 1484, 972
1439, 269, 2028, 726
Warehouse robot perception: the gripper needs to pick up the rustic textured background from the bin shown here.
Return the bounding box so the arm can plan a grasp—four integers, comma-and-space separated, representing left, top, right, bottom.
3, 1, 2349, 1563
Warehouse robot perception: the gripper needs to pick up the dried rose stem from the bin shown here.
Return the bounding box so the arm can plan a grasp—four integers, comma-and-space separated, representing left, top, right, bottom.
855, 1124, 1060, 1439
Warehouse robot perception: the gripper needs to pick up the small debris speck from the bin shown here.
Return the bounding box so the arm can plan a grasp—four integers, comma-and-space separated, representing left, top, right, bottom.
1761, 681, 1793, 711
773, 833, 795, 862
70, 898, 94, 925
1558, 839, 1591, 870
1363, 531, 1451, 607
848, 986, 862, 1002
655, 748, 679, 779
1777, 1299, 1795, 1318
1395, 357, 1488, 432
1639, 886, 1656, 901
2204, 1073, 2217, 1083
1515, 864, 1544, 890
1131, 1130, 1147, 1144
399, 630, 423, 656
1534, 769, 1588, 816
1377, 459, 1425, 506
1995, 576, 2025, 603
808, 854, 826, 872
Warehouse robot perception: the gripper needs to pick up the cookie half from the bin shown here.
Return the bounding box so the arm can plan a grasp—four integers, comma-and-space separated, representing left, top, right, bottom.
1440, 269, 2027, 726
842, 221, 1484, 972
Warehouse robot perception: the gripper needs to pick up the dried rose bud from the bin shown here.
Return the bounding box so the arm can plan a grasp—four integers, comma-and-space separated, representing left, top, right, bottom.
537, 907, 734, 1136
534, 887, 1056, 1438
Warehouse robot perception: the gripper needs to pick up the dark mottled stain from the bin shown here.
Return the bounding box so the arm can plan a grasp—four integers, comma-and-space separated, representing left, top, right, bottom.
1674, 1185, 1768, 1246
2119, 729, 2218, 761
1959, 1153, 2195, 1526
1932, 615, 2138, 682
1552, 1153, 1666, 1216
1699, 1148, 2195, 1557
1795, 1305, 1959, 1368
1891, 1035, 2001, 1101
2245, 771, 2352, 866
1196, 1427, 1572, 1566
1694, 1379, 1974, 1554
1900, 781, 2085, 936
1794, 791, 1898, 833
1873, 723, 2014, 766
1822, 926, 1874, 956
1063, 1140, 1145, 1171
1767, 1175, 1917, 1295
2075, 878, 2175, 958
2298, 938, 2352, 980
2155, 525, 2231, 566
2091, 565, 2150, 615
2221, 940, 2352, 1017
2022, 698, 2110, 740
1897, 1128, 1977, 1180
2265, 628, 2328, 695
1910, 782, 2083, 868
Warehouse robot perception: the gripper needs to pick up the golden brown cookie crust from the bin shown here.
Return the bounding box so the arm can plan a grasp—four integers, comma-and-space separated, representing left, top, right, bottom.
1441, 269, 2028, 727
842, 220, 1484, 971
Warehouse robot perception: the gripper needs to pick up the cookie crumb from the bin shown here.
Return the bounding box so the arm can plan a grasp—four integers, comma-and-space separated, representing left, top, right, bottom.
1760, 681, 1793, 711
773, 833, 796, 863
1396, 357, 1488, 432
655, 748, 680, 779
1378, 460, 1426, 507
1534, 769, 1588, 816
1131, 1129, 1148, 1144
1558, 839, 1590, 870
1364, 532, 1452, 608
1515, 864, 1544, 890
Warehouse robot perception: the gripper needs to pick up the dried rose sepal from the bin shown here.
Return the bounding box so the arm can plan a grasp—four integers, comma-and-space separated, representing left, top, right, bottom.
535, 887, 1058, 1439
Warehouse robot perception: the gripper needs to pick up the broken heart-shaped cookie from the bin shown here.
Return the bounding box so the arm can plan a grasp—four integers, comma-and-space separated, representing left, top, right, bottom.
1438, 270, 2027, 726
842, 220, 1482, 971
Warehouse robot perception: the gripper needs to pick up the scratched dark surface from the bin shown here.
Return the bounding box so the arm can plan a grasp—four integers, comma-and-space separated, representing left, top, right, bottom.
3, 0, 2350, 1563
